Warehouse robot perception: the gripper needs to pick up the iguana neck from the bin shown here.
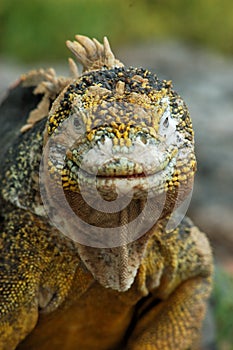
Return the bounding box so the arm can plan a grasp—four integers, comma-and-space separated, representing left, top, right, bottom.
65, 191, 170, 292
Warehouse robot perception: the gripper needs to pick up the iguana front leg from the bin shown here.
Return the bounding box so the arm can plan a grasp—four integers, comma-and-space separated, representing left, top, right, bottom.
0, 210, 78, 350
0, 228, 40, 349
127, 223, 213, 350
127, 276, 212, 350
0, 290, 38, 350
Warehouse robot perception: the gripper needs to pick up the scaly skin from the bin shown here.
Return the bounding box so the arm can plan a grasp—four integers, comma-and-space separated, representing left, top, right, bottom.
0, 35, 213, 349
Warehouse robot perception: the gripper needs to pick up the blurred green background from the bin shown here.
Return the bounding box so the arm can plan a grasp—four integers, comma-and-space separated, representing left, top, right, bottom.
0, 0, 233, 62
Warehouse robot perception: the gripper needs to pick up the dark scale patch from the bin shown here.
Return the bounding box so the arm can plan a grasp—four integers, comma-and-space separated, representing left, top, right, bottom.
0, 85, 43, 163
0, 119, 46, 213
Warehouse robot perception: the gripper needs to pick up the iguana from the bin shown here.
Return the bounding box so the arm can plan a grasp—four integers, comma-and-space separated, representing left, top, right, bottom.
0, 35, 213, 350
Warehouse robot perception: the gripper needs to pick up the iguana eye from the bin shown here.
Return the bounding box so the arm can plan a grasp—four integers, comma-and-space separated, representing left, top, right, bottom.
160, 110, 172, 135
159, 108, 177, 145
163, 116, 169, 128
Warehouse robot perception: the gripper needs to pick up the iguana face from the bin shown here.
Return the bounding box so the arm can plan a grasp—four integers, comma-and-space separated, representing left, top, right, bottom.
46, 67, 196, 200
40, 36, 196, 291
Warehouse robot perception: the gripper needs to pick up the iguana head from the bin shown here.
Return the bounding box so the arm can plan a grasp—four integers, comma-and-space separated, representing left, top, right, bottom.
41, 35, 196, 291
45, 35, 195, 199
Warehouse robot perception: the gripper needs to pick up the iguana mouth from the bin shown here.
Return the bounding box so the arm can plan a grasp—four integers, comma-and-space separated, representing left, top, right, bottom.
97, 172, 147, 179
72, 154, 177, 201
70, 139, 178, 177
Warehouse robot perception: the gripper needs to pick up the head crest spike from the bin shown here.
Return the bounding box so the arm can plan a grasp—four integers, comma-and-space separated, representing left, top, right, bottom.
66, 35, 124, 73
103, 36, 115, 66
75, 35, 97, 57
92, 38, 104, 56
68, 58, 80, 78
